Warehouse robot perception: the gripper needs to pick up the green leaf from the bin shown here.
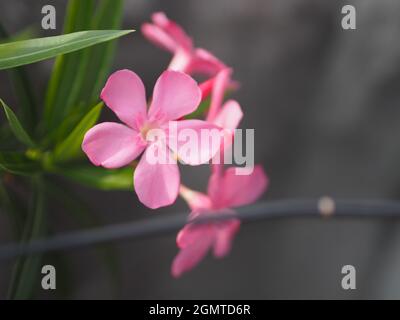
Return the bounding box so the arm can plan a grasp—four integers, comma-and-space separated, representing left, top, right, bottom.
0, 23, 37, 133
53, 102, 103, 163
0, 24, 37, 44
82, 0, 124, 103
0, 99, 35, 147
43, 0, 96, 135
59, 165, 134, 191
8, 176, 46, 299
40, 109, 83, 148
46, 179, 120, 294
0, 152, 40, 175
0, 29, 134, 70
43, 0, 126, 137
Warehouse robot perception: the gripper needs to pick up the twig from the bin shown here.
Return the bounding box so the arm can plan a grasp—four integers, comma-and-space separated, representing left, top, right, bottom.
0, 197, 399, 262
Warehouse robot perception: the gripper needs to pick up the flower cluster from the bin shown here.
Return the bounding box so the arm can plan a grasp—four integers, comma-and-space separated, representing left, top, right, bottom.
82, 12, 268, 277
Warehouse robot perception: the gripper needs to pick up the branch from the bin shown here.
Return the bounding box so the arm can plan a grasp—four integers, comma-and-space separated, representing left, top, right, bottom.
0, 197, 400, 261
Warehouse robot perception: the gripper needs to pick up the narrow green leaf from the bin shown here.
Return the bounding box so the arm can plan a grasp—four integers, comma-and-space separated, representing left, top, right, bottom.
0, 99, 35, 147
40, 108, 83, 148
82, 0, 124, 103
43, 0, 126, 137
46, 179, 120, 293
0, 29, 134, 70
0, 152, 40, 175
63, 0, 96, 34
53, 102, 103, 162
43, 0, 96, 135
0, 24, 37, 44
59, 165, 134, 191
8, 176, 46, 299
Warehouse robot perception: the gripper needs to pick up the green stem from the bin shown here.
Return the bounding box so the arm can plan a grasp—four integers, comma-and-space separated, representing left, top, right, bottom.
7, 175, 46, 299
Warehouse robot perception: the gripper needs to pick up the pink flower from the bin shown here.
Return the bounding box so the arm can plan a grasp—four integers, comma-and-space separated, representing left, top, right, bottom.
172, 165, 268, 278
206, 69, 241, 124
172, 77, 267, 277
142, 12, 227, 77
82, 69, 222, 209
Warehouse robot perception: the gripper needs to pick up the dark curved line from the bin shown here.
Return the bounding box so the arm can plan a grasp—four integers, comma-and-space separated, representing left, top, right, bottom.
0, 198, 399, 261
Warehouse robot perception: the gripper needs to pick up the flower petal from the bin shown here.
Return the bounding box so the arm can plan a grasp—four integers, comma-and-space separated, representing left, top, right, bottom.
206, 68, 232, 122
213, 218, 241, 258
172, 228, 214, 278
214, 165, 268, 208
100, 70, 147, 130
152, 12, 193, 52
141, 23, 177, 53
82, 122, 145, 169
189, 48, 227, 77
213, 100, 243, 131
207, 170, 223, 202
148, 71, 201, 122
199, 77, 215, 100
176, 221, 213, 249
167, 120, 222, 165
211, 100, 243, 168
168, 48, 192, 72
134, 142, 180, 209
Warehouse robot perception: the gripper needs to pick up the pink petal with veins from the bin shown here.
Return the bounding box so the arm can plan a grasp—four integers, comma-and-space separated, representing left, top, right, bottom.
217, 165, 268, 208
148, 71, 201, 123
172, 229, 214, 278
179, 185, 212, 211
82, 122, 145, 169
134, 141, 180, 209
213, 219, 241, 258
100, 69, 147, 130
167, 120, 222, 165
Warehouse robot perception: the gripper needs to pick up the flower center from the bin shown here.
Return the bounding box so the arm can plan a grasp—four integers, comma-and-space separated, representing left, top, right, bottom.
140, 122, 162, 142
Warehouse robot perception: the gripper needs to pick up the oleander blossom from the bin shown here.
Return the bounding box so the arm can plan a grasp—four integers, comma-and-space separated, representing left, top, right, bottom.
207, 69, 243, 167
82, 69, 222, 209
141, 12, 227, 77
172, 166, 268, 278
172, 66, 267, 277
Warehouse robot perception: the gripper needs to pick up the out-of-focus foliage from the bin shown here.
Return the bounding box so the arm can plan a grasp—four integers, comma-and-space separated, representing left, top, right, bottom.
0, 0, 130, 299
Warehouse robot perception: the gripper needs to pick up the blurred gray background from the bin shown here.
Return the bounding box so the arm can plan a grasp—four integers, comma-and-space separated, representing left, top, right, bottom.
1, 0, 400, 299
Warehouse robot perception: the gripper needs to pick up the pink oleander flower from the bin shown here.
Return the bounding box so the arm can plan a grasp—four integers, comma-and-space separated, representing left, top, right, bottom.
82, 69, 222, 209
172, 165, 268, 278
207, 68, 240, 124
142, 12, 227, 77
172, 67, 267, 277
